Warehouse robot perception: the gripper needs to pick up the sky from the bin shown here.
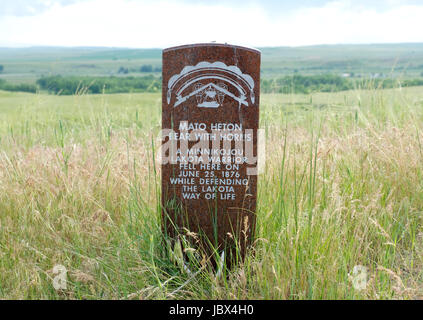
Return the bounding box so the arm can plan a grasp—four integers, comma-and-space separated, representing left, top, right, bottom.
0, 0, 422, 48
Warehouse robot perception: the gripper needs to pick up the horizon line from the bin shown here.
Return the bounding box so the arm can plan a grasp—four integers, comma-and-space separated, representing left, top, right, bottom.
1, 41, 423, 50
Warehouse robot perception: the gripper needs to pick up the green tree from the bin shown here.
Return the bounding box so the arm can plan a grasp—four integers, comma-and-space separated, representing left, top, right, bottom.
140, 65, 153, 72
118, 67, 129, 74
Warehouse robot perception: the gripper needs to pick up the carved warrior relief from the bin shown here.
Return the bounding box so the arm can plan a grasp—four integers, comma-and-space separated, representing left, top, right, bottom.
166, 61, 255, 108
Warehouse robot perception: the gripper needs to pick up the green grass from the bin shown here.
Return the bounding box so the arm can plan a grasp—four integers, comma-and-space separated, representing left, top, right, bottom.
0, 86, 423, 299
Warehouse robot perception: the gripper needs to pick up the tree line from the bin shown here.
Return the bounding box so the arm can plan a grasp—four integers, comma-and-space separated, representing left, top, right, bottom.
36, 75, 161, 95
0, 79, 37, 93
117, 64, 162, 74
261, 74, 423, 94
261, 74, 353, 94
1, 74, 423, 95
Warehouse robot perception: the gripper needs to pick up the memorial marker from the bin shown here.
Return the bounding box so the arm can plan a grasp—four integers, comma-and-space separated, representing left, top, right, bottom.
161, 43, 260, 266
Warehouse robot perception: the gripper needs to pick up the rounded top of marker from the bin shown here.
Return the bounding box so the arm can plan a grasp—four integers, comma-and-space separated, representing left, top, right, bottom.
163, 43, 261, 54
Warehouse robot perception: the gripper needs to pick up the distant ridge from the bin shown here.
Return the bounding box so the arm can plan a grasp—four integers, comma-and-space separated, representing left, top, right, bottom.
1, 43, 423, 80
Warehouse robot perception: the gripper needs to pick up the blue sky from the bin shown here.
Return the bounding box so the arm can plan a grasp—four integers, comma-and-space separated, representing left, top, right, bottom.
1, 0, 422, 47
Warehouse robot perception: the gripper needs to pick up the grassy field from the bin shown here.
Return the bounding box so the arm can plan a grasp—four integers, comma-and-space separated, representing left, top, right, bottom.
1, 85, 423, 299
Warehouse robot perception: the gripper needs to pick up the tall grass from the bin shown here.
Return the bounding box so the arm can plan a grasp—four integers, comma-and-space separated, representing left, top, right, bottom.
0, 86, 422, 299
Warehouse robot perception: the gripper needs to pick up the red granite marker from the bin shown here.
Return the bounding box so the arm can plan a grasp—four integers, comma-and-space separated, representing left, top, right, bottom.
161, 43, 260, 267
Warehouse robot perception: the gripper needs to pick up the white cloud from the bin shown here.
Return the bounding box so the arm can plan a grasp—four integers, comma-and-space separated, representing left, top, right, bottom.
0, 0, 422, 47
0, 0, 81, 17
